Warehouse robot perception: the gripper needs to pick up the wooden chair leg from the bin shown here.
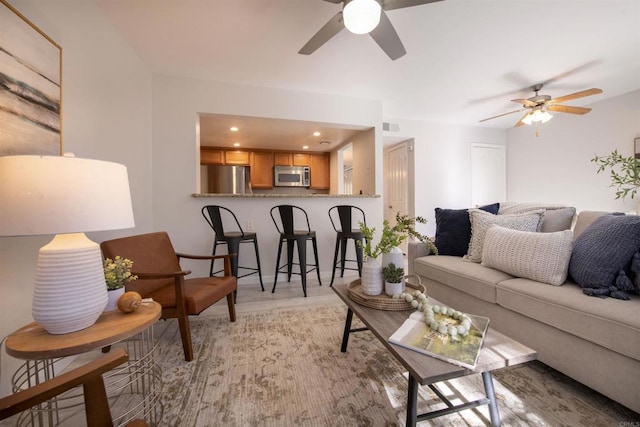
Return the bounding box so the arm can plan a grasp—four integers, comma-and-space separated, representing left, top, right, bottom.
177, 312, 193, 362
226, 293, 236, 322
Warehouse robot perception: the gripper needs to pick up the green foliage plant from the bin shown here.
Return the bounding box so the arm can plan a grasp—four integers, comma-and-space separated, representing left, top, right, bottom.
358, 212, 438, 260
591, 150, 640, 200
382, 262, 404, 283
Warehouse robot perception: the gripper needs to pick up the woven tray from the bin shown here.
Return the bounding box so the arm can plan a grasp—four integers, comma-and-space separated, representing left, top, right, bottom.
348, 276, 426, 311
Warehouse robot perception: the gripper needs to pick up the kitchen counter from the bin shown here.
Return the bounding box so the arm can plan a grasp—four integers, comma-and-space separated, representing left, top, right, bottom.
192, 193, 380, 198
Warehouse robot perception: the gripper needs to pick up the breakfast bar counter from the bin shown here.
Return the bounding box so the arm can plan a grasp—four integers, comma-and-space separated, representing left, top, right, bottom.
192, 193, 380, 198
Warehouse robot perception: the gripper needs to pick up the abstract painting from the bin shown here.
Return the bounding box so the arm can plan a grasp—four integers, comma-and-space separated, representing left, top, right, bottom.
0, 0, 62, 156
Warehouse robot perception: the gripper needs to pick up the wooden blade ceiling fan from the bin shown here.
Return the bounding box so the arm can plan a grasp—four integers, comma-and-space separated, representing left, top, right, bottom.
479, 83, 603, 128
298, 0, 444, 61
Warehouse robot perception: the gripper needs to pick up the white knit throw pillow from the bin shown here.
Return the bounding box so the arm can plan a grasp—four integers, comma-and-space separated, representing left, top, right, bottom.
482, 226, 574, 286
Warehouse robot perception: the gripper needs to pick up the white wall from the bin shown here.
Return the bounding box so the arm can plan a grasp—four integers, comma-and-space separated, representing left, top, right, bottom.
0, 0, 152, 396
507, 90, 640, 213
381, 120, 507, 236
150, 75, 384, 286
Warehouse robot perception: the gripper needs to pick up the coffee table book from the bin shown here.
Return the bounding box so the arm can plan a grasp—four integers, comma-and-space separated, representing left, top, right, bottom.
389, 311, 490, 369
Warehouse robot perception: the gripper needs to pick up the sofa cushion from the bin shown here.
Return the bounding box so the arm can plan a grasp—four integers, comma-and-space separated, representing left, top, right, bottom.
482, 227, 573, 286
414, 255, 513, 304
497, 278, 640, 362
434, 203, 500, 256
466, 209, 544, 263
572, 210, 613, 238
569, 214, 640, 299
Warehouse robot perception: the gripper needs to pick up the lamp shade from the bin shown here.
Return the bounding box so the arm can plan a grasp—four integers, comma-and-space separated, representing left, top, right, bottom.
343, 0, 382, 34
0, 155, 135, 334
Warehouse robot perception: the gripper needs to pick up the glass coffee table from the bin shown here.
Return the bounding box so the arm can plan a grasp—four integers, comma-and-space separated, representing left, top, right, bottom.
333, 283, 537, 427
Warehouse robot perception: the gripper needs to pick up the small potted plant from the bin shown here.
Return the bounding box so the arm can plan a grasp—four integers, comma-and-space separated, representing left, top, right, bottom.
382, 262, 405, 296
103, 256, 138, 311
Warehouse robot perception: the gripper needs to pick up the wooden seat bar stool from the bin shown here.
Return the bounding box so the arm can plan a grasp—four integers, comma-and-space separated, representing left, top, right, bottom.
328, 205, 366, 287
202, 205, 264, 291
270, 205, 322, 297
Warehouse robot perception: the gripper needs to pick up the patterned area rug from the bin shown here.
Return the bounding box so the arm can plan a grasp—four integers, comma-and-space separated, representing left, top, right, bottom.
154, 305, 638, 426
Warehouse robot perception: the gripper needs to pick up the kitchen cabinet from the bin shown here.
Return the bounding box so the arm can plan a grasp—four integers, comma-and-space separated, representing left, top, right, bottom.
309, 153, 330, 190
274, 153, 291, 166
225, 150, 250, 165
200, 148, 224, 165
250, 151, 274, 189
274, 152, 310, 166
292, 154, 309, 166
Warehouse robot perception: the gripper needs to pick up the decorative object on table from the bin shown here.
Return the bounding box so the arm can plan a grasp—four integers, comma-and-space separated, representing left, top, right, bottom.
0, 0, 62, 156
0, 155, 134, 334
591, 149, 640, 202
389, 299, 490, 369
361, 257, 384, 295
103, 256, 138, 311
117, 291, 143, 313
382, 262, 405, 296
347, 275, 425, 311
358, 212, 436, 295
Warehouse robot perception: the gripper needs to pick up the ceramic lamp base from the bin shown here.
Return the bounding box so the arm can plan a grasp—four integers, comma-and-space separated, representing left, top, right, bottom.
33, 233, 108, 334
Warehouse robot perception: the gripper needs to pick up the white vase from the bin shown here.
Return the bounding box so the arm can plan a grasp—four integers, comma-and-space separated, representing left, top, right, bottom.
361, 257, 383, 295
385, 279, 405, 296
381, 246, 404, 270
104, 287, 125, 312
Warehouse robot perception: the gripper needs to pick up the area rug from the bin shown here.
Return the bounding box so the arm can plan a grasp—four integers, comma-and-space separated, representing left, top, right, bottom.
154, 305, 638, 426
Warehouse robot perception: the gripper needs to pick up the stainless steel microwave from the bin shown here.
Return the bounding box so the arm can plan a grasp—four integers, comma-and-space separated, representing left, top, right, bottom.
274, 165, 310, 187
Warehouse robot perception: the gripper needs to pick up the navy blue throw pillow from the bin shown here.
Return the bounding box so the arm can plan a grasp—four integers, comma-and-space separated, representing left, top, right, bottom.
434, 203, 500, 256
569, 214, 640, 299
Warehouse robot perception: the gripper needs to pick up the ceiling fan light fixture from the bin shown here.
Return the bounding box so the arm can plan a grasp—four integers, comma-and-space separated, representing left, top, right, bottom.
343, 0, 381, 35
523, 109, 553, 125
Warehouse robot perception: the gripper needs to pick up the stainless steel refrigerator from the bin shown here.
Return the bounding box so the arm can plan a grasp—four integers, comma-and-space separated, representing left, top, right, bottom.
207, 165, 251, 194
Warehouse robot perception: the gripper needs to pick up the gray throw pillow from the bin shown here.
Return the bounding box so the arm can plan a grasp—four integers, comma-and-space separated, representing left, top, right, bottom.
569, 214, 640, 299
541, 207, 576, 232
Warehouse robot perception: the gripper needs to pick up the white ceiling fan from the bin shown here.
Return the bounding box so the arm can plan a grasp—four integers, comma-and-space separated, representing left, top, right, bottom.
298, 0, 444, 61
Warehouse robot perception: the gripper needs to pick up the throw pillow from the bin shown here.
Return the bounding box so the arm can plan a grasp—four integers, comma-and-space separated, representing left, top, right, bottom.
466, 209, 544, 263
434, 203, 500, 256
540, 207, 576, 232
482, 227, 573, 286
569, 214, 640, 299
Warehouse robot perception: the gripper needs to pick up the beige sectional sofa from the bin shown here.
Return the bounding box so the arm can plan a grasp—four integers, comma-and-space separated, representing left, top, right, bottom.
408, 207, 640, 413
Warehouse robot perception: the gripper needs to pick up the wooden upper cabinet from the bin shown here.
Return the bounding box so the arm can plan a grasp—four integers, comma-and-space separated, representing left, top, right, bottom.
250, 151, 274, 189
225, 150, 250, 165
274, 153, 292, 166
200, 148, 224, 165
309, 153, 330, 190
292, 153, 309, 166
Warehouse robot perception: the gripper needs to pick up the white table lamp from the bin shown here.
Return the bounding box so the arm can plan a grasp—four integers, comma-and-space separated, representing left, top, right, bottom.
0, 155, 135, 334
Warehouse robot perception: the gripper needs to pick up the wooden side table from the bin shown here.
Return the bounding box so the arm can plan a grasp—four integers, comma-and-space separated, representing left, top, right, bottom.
5, 302, 162, 427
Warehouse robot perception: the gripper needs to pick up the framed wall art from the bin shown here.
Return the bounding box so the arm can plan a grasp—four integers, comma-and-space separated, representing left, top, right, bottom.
0, 0, 62, 156
635, 137, 640, 160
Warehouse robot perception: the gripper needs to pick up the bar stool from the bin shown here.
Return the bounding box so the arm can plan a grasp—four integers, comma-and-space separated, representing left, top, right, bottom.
270, 205, 322, 297
202, 205, 264, 291
328, 205, 366, 287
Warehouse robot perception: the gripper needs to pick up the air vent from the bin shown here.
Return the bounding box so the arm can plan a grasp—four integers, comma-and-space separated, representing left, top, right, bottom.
319, 140, 331, 145
383, 122, 400, 132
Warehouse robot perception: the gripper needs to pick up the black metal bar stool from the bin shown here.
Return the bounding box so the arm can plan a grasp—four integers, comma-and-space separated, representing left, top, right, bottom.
202, 205, 264, 291
328, 205, 366, 287
270, 205, 322, 297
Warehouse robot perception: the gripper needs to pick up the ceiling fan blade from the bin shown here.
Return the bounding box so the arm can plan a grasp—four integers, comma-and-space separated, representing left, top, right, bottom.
369, 11, 406, 60
548, 88, 603, 104
298, 12, 345, 55
479, 108, 526, 123
514, 112, 530, 127
381, 0, 444, 11
547, 105, 592, 115
511, 98, 537, 107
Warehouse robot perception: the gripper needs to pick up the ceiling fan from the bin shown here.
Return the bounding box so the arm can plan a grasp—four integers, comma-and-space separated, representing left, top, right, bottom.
479, 84, 603, 128
298, 0, 444, 61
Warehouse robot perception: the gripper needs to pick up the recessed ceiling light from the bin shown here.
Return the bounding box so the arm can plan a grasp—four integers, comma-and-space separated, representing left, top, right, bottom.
233, 142, 240, 147
230, 126, 238, 132
313, 131, 321, 137
302, 145, 309, 150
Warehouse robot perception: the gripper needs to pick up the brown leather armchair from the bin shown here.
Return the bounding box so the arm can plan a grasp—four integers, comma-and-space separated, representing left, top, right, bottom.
100, 232, 237, 361
0, 348, 147, 427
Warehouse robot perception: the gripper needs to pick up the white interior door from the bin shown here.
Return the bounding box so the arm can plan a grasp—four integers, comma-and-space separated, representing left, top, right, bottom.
385, 142, 408, 226
471, 143, 506, 206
